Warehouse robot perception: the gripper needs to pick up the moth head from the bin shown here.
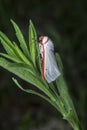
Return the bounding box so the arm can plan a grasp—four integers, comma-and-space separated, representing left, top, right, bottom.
39, 36, 49, 44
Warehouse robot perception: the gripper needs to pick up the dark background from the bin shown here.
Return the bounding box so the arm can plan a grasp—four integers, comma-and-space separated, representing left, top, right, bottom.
0, 0, 87, 130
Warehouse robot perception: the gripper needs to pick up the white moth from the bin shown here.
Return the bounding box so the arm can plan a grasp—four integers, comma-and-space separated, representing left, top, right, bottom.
39, 36, 60, 83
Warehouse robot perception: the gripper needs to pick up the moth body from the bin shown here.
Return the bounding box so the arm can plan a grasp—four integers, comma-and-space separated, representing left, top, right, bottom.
39, 36, 60, 83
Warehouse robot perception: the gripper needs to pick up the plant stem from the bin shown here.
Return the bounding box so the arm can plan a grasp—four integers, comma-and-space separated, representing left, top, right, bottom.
69, 120, 82, 130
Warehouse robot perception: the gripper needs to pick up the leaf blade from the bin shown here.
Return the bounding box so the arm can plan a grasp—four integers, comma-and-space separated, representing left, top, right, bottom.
29, 22, 37, 66
11, 20, 29, 58
0, 31, 17, 57
13, 78, 59, 111
29, 20, 41, 72
0, 53, 22, 63
55, 53, 63, 74
0, 57, 47, 92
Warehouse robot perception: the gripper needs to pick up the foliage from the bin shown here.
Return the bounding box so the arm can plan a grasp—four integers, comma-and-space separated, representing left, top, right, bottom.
0, 20, 82, 130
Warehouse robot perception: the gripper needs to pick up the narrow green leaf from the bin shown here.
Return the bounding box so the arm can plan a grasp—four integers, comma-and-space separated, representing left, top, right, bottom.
0, 57, 47, 93
29, 22, 37, 67
55, 53, 77, 116
13, 78, 49, 100
55, 53, 79, 123
0, 53, 22, 63
29, 20, 41, 72
56, 76, 72, 110
55, 53, 63, 74
11, 20, 29, 58
13, 42, 32, 65
0, 31, 30, 63
30, 20, 37, 38
0, 31, 17, 57
13, 78, 59, 111
0, 57, 56, 102
56, 76, 79, 122
49, 82, 59, 98
11, 63, 37, 76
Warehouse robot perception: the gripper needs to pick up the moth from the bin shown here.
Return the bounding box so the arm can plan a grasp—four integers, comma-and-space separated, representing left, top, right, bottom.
39, 36, 60, 83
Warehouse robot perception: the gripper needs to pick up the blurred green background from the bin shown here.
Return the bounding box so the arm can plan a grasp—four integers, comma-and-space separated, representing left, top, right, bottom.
0, 0, 87, 130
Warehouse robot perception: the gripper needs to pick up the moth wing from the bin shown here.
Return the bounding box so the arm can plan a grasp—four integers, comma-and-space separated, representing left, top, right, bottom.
44, 48, 60, 83
39, 44, 42, 54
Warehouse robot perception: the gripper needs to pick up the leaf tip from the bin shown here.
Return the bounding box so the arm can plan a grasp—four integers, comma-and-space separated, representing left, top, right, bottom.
29, 19, 32, 24
10, 19, 14, 24
29, 19, 34, 27
10, 19, 17, 28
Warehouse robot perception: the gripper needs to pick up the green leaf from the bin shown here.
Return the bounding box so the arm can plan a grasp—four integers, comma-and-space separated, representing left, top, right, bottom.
56, 76, 72, 110
13, 78, 59, 111
0, 57, 48, 93
13, 42, 33, 66
56, 76, 79, 122
13, 78, 50, 100
29, 20, 37, 39
0, 57, 56, 103
55, 53, 63, 74
29, 20, 41, 72
29, 21, 37, 67
11, 20, 29, 58
0, 52, 22, 63
0, 31, 31, 63
0, 31, 17, 57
